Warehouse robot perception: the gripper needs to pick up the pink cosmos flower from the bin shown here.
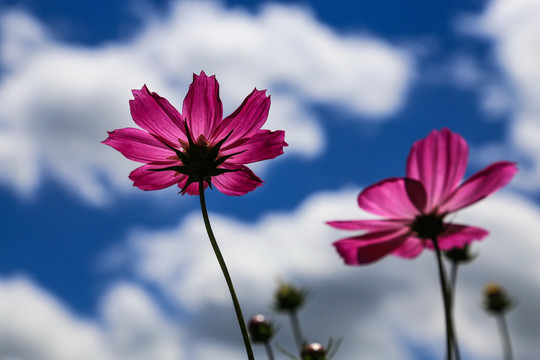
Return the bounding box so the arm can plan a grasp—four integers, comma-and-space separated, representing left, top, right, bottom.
328, 128, 518, 265
103, 71, 287, 195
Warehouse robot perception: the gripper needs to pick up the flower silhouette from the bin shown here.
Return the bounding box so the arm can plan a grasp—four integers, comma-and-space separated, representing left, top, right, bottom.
103, 71, 287, 195
328, 128, 517, 265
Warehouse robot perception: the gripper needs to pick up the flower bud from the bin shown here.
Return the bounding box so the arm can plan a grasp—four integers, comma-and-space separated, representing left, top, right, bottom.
273, 283, 307, 313
248, 314, 274, 343
444, 244, 476, 263
301, 343, 326, 360
483, 282, 513, 315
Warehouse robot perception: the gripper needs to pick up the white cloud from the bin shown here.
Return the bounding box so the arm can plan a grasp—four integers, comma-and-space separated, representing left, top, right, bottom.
0, 186, 537, 359
0, 276, 114, 360
104, 187, 540, 360
469, 0, 540, 190
0, 277, 232, 360
0, 1, 414, 204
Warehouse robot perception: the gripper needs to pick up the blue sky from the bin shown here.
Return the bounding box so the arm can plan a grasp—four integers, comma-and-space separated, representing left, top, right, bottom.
1, 0, 540, 359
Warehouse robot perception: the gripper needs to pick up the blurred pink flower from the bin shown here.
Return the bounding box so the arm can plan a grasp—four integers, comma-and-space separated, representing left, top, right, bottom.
328, 128, 518, 265
103, 71, 287, 195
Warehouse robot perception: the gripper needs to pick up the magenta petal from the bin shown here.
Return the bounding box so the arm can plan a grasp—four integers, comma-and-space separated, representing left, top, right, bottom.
213, 166, 263, 196
327, 219, 408, 231
130, 85, 186, 145
333, 229, 410, 265
358, 178, 426, 219
391, 237, 424, 259
183, 71, 223, 139
407, 128, 469, 211
129, 164, 183, 191
211, 89, 271, 146
102, 128, 175, 163
223, 130, 287, 164
425, 224, 488, 251
176, 177, 207, 195
440, 161, 518, 213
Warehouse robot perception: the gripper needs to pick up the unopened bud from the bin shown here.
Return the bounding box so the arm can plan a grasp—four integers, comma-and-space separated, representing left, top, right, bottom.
273, 283, 307, 313
444, 244, 476, 263
248, 314, 274, 343
301, 343, 326, 360
483, 282, 513, 315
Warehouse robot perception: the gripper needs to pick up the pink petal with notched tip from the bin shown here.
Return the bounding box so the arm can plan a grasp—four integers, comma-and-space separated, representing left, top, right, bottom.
326, 219, 409, 231
407, 128, 468, 212
333, 228, 410, 265
129, 164, 184, 191
183, 71, 223, 140
102, 128, 175, 163
440, 161, 518, 213
223, 130, 287, 164
130, 86, 187, 146
211, 89, 271, 146
424, 223, 488, 251
358, 178, 426, 219
213, 165, 263, 196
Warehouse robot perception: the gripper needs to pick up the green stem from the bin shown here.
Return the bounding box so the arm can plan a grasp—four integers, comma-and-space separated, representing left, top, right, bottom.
289, 310, 304, 351
450, 261, 458, 296
431, 237, 459, 360
198, 180, 254, 360
449, 261, 462, 360
264, 342, 276, 360
497, 314, 513, 360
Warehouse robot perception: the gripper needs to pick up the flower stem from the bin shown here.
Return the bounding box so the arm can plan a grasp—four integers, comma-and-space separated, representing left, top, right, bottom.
449, 260, 462, 360
431, 237, 460, 360
198, 180, 254, 360
289, 310, 304, 351
496, 314, 513, 360
450, 261, 458, 295
264, 342, 276, 360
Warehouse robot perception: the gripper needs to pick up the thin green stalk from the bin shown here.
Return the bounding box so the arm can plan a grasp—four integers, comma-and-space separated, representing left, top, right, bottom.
449, 261, 462, 360
289, 310, 304, 351
497, 314, 513, 360
198, 180, 254, 360
450, 261, 458, 295
431, 237, 460, 360
264, 342, 276, 360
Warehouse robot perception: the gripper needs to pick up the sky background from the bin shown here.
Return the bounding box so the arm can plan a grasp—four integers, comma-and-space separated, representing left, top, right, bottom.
1, 0, 540, 359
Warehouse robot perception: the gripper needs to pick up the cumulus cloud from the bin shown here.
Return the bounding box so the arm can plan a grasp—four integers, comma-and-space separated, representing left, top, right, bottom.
467, 0, 540, 190
100, 187, 539, 360
0, 186, 537, 359
0, 1, 414, 204
0, 277, 223, 360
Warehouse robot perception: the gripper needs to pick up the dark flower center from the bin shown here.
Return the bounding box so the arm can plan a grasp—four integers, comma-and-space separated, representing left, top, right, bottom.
411, 213, 445, 239
152, 122, 244, 193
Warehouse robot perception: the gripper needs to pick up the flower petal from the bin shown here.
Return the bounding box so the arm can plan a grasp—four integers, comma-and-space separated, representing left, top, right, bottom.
183, 71, 223, 139
358, 178, 426, 219
129, 164, 183, 191
391, 237, 424, 258
407, 128, 469, 211
175, 178, 207, 195
102, 128, 175, 163
440, 161, 518, 213
327, 219, 408, 231
223, 130, 287, 164
424, 224, 488, 250
213, 165, 263, 196
211, 89, 271, 146
130, 85, 187, 145
333, 229, 410, 265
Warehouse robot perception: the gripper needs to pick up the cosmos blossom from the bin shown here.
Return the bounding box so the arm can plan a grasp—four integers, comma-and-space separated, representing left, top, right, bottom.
328, 128, 518, 265
103, 71, 287, 195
